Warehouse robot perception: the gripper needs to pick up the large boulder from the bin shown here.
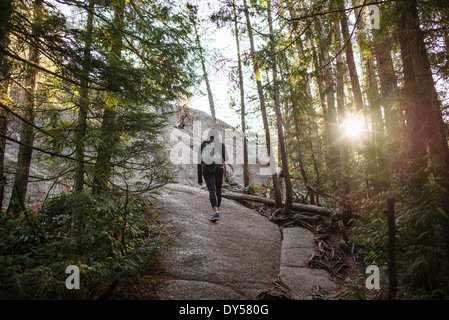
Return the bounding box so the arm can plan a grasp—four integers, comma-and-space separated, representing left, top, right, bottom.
159, 184, 282, 299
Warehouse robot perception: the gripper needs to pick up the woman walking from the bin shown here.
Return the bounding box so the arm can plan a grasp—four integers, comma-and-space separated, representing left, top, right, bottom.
198, 129, 228, 221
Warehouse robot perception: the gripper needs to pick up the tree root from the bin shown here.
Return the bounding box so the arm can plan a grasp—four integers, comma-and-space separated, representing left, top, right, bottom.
233, 193, 362, 288
252, 277, 295, 300
269, 207, 357, 282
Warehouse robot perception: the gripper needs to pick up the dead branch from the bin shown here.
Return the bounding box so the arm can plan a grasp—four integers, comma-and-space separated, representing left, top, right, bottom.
222, 191, 334, 217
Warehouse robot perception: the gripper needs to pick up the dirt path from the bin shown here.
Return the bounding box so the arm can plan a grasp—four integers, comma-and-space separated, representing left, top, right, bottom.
158, 184, 336, 300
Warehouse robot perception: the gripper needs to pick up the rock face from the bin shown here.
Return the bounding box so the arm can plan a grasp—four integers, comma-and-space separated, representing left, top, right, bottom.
159, 184, 282, 299
280, 227, 337, 298
156, 107, 337, 300
158, 184, 337, 300
160, 105, 272, 188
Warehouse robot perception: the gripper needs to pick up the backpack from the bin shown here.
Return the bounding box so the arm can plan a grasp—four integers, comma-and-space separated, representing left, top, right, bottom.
201, 142, 222, 166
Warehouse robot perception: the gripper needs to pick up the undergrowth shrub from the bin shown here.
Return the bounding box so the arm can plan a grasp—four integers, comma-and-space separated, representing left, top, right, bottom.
349, 181, 449, 299
0, 191, 168, 299
243, 183, 259, 195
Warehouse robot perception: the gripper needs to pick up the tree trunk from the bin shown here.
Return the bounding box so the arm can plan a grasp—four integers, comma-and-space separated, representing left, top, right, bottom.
337, 0, 363, 113
310, 41, 326, 205
221, 191, 335, 217
190, 7, 216, 128
267, 0, 293, 215
291, 104, 315, 205
243, 0, 282, 208
353, 0, 386, 195
310, 39, 328, 141
232, 0, 249, 187
335, 22, 350, 203
0, 0, 12, 209
74, 0, 94, 193
372, 4, 400, 147
398, 0, 449, 229
7, 0, 43, 215
397, 1, 429, 196
353, 0, 380, 113
0, 0, 12, 72
307, 117, 321, 205
316, 16, 339, 170
405, 2, 449, 178
0, 85, 9, 209
286, 0, 316, 205
92, 0, 125, 195
72, 0, 95, 238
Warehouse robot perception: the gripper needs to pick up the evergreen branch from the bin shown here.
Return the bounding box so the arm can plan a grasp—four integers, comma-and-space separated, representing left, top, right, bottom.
1, 48, 108, 91
0, 102, 56, 138
271, 0, 327, 57
283, 0, 402, 22
312, 0, 366, 74
0, 132, 95, 165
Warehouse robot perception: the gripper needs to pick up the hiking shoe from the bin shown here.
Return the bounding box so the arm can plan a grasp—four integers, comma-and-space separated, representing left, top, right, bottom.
209, 212, 220, 221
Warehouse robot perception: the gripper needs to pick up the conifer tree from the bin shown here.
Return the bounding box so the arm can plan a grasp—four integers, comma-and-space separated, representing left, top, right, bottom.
7, 0, 43, 215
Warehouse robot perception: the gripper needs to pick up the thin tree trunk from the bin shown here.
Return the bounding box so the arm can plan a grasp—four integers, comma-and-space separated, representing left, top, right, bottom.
310, 40, 327, 135
74, 0, 94, 193
232, 0, 249, 187
353, 0, 379, 113
92, 0, 124, 195
190, 8, 216, 128
286, 0, 316, 205
0, 84, 9, 209
0, 0, 12, 209
353, 0, 386, 195
307, 117, 321, 205
337, 0, 363, 113
267, 0, 293, 215
7, 0, 43, 215
335, 22, 350, 203
291, 103, 315, 205
314, 16, 338, 167
372, 4, 400, 143
243, 0, 282, 208
72, 0, 95, 238
309, 39, 326, 205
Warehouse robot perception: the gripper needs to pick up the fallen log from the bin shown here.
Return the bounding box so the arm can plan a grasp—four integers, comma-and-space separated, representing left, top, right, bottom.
222, 191, 334, 217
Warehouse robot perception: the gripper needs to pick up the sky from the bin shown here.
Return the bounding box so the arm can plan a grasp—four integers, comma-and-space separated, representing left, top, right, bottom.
188, 25, 241, 128
186, 1, 247, 130
185, 0, 270, 135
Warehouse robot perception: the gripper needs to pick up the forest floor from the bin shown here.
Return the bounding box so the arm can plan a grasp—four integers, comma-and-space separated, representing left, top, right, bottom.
141, 183, 366, 300
110, 181, 368, 300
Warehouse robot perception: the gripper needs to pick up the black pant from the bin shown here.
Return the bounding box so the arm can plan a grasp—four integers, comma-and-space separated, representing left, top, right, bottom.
202, 165, 224, 208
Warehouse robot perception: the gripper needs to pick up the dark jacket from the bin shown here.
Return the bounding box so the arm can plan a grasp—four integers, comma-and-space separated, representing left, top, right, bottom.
197, 140, 228, 184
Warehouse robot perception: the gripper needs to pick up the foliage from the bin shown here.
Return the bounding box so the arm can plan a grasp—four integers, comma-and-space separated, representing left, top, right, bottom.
349, 181, 449, 299
399, 182, 449, 298
0, 192, 168, 299
0, 0, 192, 299
243, 183, 259, 195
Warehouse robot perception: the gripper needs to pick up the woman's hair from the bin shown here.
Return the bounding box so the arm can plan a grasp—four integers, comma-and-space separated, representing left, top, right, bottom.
207, 128, 221, 142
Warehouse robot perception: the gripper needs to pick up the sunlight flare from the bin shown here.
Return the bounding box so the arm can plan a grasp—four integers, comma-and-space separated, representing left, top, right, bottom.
342, 114, 365, 140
